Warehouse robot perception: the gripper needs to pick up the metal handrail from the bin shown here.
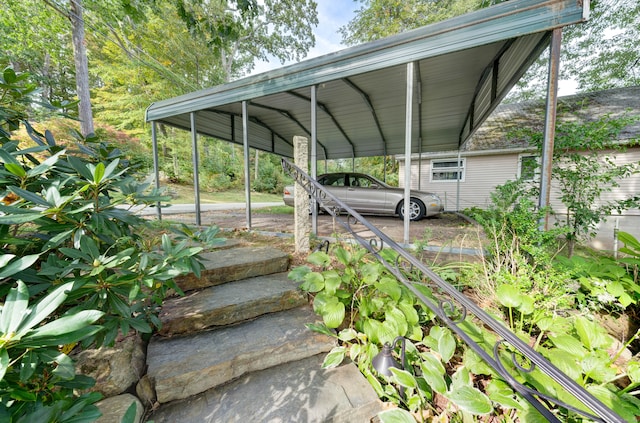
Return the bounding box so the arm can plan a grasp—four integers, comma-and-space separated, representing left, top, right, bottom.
282, 158, 624, 423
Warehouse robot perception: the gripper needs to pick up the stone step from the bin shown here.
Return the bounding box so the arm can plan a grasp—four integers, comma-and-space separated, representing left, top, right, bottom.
175, 246, 290, 291
148, 354, 386, 423
146, 306, 335, 404
158, 272, 307, 336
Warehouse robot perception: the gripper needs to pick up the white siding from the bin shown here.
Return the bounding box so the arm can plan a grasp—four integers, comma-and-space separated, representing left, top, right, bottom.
404, 147, 640, 250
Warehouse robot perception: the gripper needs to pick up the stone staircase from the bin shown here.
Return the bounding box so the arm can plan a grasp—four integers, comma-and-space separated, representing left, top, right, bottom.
145, 241, 385, 422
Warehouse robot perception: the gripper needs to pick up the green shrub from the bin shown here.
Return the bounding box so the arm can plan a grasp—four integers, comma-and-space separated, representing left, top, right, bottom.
0, 67, 222, 422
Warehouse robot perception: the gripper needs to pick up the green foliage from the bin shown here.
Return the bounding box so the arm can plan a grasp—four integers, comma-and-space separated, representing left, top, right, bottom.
0, 67, 223, 422
512, 113, 640, 256
339, 0, 506, 46
466, 191, 564, 276
291, 230, 640, 421
0, 281, 104, 422
289, 244, 501, 419
554, 231, 640, 312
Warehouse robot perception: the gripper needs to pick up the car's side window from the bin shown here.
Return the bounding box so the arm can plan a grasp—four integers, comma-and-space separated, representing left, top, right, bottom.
321, 174, 345, 186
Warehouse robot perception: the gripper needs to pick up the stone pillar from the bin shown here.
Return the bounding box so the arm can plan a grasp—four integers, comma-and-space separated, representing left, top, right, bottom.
294, 136, 310, 253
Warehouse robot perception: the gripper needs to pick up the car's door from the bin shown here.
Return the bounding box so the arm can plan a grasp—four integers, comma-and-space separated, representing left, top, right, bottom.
345, 174, 389, 213
318, 173, 348, 209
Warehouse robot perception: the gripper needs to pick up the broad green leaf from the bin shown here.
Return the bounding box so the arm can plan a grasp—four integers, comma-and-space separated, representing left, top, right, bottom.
51, 352, 75, 379
10, 388, 37, 401
377, 408, 415, 423
323, 270, 342, 295
580, 353, 616, 383
23, 310, 104, 340
397, 300, 419, 326
18, 326, 103, 348
121, 402, 138, 423
305, 323, 335, 337
26, 149, 65, 178
363, 319, 384, 344
91, 162, 105, 184
0, 254, 39, 279
0, 211, 43, 224
16, 282, 73, 336
450, 367, 472, 388
307, 251, 331, 266
486, 379, 522, 410
4, 162, 26, 177
517, 295, 535, 315
419, 353, 447, 394
337, 328, 357, 342
8, 186, 50, 207
320, 298, 345, 329
0, 349, 8, 381
587, 385, 639, 423
384, 307, 408, 338
619, 231, 640, 252
462, 349, 493, 376
548, 334, 588, 358
322, 346, 346, 368
547, 350, 582, 380
301, 272, 324, 292
19, 350, 38, 382
496, 284, 521, 308
427, 326, 456, 363
334, 247, 351, 266
445, 385, 493, 415
389, 367, 417, 388
574, 316, 611, 350
0, 280, 30, 335
627, 360, 640, 383
360, 263, 382, 284
376, 277, 401, 301
0, 148, 20, 165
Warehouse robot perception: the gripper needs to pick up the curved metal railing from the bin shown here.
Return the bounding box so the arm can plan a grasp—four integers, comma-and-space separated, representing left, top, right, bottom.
282, 158, 624, 423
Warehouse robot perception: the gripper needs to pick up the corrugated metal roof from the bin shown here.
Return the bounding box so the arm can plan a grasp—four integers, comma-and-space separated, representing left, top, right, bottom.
145, 0, 589, 160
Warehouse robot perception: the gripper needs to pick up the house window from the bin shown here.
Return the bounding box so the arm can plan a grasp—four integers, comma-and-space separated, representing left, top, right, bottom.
518, 155, 539, 181
430, 158, 465, 182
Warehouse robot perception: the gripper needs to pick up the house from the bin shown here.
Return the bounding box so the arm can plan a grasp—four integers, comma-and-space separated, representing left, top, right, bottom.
398, 87, 640, 250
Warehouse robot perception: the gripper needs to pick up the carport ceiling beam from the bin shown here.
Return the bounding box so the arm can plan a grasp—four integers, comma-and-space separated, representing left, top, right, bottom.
342, 78, 388, 158
286, 91, 356, 159
202, 109, 294, 155
459, 39, 514, 145
249, 102, 328, 159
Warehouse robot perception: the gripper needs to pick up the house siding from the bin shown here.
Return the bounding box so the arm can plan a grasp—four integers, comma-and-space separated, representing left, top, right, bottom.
401, 147, 640, 251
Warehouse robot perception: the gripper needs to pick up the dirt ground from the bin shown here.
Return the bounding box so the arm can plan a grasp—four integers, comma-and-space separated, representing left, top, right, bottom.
156, 209, 487, 263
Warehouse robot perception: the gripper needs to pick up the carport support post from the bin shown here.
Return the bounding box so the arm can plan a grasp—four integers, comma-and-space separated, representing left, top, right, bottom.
311, 85, 318, 235
151, 121, 161, 221
190, 112, 201, 226
242, 101, 252, 229
539, 28, 562, 230
403, 62, 414, 245
294, 136, 311, 253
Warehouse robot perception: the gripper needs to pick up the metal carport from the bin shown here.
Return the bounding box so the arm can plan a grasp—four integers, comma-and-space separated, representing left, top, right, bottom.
145, 0, 589, 241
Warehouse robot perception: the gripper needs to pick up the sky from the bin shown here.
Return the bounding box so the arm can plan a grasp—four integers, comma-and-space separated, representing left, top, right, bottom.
249, 0, 359, 76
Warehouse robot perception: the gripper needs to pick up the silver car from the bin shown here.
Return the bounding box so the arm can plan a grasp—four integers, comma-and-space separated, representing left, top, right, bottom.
283, 172, 443, 221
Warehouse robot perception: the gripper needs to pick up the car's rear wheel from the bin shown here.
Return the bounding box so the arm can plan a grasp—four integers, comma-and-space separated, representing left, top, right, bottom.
397, 198, 426, 221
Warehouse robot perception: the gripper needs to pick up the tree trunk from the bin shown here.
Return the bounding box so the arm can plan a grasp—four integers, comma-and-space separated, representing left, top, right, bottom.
70, 0, 94, 137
